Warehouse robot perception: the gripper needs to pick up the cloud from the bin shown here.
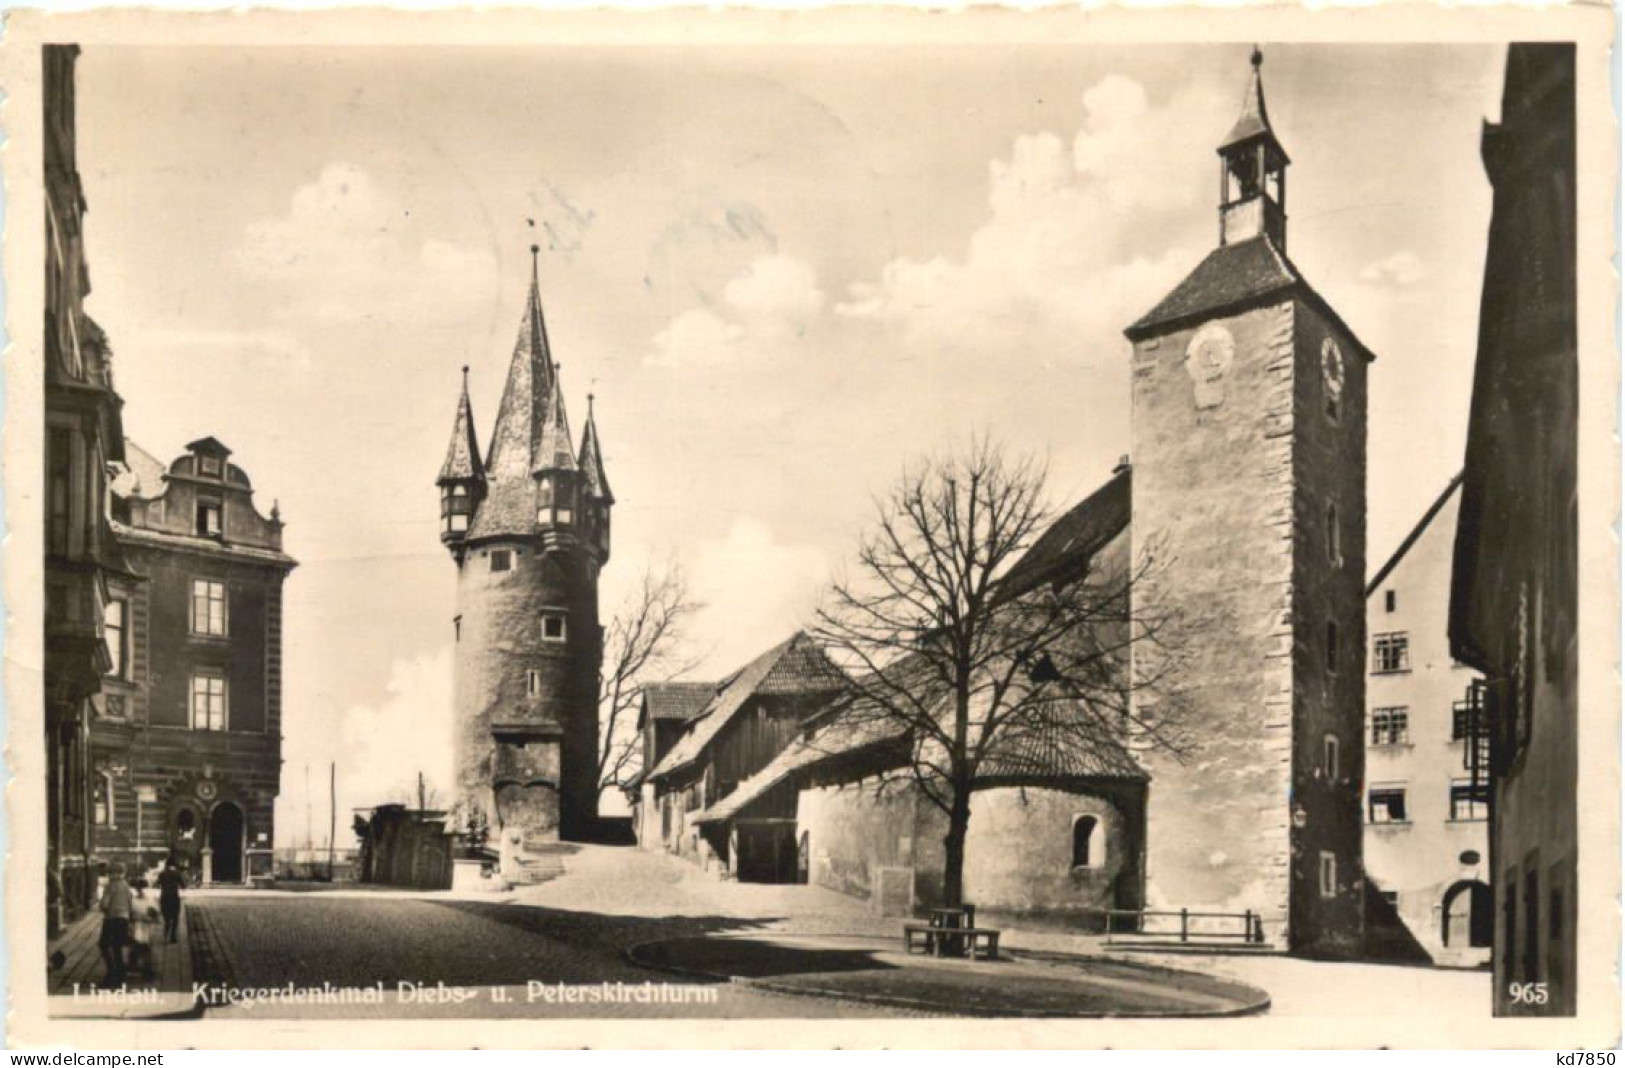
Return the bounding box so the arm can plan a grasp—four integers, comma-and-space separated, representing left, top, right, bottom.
237, 163, 499, 325
1359, 251, 1429, 287
646, 254, 824, 369
835, 76, 1224, 364
684, 517, 831, 672
277, 644, 456, 843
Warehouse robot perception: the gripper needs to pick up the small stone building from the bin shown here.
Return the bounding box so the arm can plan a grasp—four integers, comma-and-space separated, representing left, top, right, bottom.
357, 805, 454, 891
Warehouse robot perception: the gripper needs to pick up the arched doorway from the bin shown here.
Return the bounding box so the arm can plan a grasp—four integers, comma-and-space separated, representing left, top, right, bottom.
1442, 879, 1493, 948
209, 802, 245, 884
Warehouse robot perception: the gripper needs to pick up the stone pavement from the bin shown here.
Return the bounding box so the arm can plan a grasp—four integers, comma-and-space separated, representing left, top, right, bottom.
46, 901, 200, 1019
57, 842, 1493, 1021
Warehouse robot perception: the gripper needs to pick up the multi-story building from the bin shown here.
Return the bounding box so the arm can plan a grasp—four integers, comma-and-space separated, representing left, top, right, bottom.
1450, 43, 1577, 1017
98, 438, 296, 884
438, 246, 614, 867
1364, 475, 1490, 967
44, 43, 128, 934
1122, 47, 1370, 955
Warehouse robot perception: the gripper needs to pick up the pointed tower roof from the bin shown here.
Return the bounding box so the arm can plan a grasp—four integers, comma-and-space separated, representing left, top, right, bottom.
578, 394, 615, 504
438, 366, 485, 485
1219, 46, 1290, 162
533, 361, 578, 475
483, 246, 556, 482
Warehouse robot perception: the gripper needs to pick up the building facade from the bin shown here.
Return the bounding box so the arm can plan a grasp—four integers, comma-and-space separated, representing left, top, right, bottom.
98, 438, 296, 884
439, 248, 613, 864
1364, 476, 1490, 967
44, 43, 128, 934
1123, 49, 1369, 955
1449, 43, 1577, 1017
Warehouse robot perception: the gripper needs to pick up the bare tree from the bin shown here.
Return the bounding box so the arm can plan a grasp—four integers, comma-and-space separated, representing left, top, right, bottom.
814, 437, 1192, 908
597, 562, 704, 793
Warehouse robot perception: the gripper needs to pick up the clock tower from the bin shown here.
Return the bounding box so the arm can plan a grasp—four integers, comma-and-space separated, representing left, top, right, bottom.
1124, 49, 1370, 955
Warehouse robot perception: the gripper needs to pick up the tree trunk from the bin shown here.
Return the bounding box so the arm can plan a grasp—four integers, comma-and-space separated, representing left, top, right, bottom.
941, 790, 972, 908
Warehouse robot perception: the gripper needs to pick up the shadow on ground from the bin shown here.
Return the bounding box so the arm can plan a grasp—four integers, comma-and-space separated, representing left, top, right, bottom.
629, 933, 1272, 1018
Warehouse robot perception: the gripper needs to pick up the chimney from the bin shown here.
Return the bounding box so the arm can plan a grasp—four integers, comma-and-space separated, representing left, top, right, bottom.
1113, 454, 1132, 476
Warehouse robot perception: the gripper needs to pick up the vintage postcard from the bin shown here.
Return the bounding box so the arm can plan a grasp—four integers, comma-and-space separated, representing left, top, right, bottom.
3, 5, 1616, 1050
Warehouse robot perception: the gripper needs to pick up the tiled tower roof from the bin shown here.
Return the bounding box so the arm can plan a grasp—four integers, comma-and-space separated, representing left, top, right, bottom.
438, 366, 484, 485
533, 361, 577, 476
578, 397, 614, 504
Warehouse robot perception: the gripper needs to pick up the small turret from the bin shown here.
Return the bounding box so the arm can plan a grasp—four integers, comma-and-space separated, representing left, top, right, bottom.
578, 394, 614, 561
437, 365, 486, 550
532, 359, 580, 540
1218, 47, 1290, 250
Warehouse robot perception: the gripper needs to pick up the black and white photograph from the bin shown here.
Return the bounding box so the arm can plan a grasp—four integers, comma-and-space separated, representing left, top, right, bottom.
7, 7, 1615, 1049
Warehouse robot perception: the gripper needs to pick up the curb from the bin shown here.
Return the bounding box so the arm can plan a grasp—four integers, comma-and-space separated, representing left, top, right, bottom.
624, 934, 1272, 1019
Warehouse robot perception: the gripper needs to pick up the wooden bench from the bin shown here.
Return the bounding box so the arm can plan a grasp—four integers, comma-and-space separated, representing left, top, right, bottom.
903, 923, 1001, 960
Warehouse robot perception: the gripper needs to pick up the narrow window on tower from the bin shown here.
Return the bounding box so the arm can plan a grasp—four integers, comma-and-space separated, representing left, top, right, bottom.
1319, 852, 1338, 898
1325, 620, 1339, 674
1385, 590, 1397, 613
527, 669, 542, 697
541, 613, 567, 643
1323, 733, 1340, 780
453, 615, 461, 642
1326, 502, 1341, 565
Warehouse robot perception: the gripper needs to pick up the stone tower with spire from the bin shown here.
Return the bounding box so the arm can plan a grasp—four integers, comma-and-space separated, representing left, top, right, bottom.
438, 246, 613, 857
1124, 49, 1369, 954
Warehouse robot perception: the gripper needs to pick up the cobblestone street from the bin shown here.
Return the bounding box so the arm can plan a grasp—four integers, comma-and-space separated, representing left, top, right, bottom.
174, 843, 1487, 1021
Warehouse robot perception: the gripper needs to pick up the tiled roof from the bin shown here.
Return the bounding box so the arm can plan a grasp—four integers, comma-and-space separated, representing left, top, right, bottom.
642, 682, 717, 723
645, 632, 849, 782
978, 714, 1147, 783
468, 266, 555, 541
578, 407, 614, 504
1000, 466, 1131, 598
533, 371, 577, 476
438, 370, 484, 485
1125, 236, 1299, 340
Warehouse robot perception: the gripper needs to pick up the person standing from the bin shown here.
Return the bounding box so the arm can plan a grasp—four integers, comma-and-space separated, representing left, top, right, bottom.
156, 858, 184, 943
97, 863, 134, 986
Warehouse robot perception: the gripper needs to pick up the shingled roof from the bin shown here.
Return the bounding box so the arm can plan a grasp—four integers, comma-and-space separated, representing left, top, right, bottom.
578, 402, 615, 504
645, 632, 850, 782
1123, 235, 1376, 365
1001, 465, 1131, 598
438, 368, 484, 485
641, 681, 717, 724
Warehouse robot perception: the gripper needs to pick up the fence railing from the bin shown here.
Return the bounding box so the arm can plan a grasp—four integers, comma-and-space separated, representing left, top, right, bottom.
1097, 908, 1267, 945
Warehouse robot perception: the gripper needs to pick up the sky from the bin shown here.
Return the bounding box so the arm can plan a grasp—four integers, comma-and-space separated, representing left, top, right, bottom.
73, 42, 1507, 842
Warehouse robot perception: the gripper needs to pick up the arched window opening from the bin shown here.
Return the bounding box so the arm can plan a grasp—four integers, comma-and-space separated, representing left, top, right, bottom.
1071, 815, 1099, 869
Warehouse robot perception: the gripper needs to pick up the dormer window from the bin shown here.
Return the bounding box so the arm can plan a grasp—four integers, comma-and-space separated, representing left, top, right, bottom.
199, 455, 222, 478
196, 501, 222, 538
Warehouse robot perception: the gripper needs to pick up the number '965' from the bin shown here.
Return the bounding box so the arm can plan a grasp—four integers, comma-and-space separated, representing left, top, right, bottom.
1509, 981, 1549, 1005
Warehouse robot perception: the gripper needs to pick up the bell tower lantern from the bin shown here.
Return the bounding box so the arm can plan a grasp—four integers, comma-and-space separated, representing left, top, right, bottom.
1218, 47, 1289, 249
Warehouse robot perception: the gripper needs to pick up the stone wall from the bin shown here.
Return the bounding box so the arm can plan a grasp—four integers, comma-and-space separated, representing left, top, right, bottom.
1130, 301, 1299, 936
963, 786, 1140, 923
454, 539, 601, 841
1288, 298, 1369, 956
798, 778, 920, 906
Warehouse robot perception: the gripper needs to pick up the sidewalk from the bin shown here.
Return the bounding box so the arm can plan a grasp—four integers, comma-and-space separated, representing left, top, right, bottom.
46, 904, 203, 1019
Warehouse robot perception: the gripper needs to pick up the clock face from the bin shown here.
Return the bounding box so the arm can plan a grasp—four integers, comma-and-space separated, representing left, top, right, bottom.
197, 780, 218, 801
1322, 338, 1346, 397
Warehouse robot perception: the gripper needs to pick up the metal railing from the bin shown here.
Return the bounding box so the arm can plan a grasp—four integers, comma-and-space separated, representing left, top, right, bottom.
1098, 908, 1267, 945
